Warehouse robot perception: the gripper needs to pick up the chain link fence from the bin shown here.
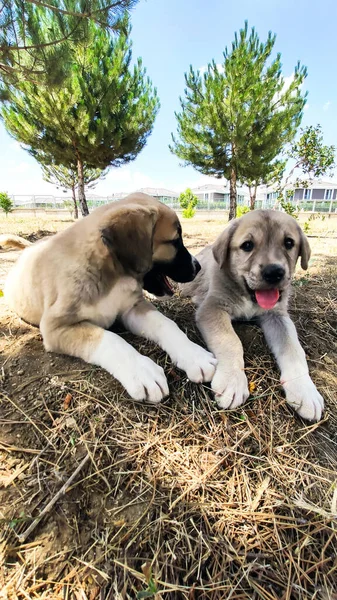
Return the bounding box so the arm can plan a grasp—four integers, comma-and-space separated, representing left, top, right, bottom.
6, 194, 337, 213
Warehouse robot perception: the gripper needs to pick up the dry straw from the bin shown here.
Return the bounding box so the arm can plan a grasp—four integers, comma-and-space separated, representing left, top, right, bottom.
0, 239, 336, 600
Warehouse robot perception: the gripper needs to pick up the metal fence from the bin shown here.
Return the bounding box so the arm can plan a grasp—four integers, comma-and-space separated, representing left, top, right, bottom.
6, 194, 337, 213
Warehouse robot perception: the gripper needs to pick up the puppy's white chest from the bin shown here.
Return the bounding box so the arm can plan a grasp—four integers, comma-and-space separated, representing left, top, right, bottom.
80, 277, 140, 328
232, 297, 263, 320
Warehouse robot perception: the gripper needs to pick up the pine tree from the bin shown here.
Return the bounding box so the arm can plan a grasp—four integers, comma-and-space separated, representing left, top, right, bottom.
170, 22, 307, 220
41, 163, 108, 218
0, 19, 159, 216
0, 0, 138, 86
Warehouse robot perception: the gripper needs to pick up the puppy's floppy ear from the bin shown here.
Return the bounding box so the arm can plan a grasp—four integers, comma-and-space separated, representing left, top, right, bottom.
212, 219, 239, 269
101, 205, 158, 274
297, 227, 311, 270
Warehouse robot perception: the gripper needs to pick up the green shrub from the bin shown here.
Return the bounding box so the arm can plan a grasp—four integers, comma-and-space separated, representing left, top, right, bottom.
279, 198, 298, 219
0, 192, 13, 216
179, 188, 198, 218
236, 205, 250, 218
182, 204, 196, 218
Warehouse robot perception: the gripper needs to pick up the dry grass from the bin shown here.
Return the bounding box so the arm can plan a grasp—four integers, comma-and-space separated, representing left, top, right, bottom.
0, 213, 336, 599
0, 214, 72, 236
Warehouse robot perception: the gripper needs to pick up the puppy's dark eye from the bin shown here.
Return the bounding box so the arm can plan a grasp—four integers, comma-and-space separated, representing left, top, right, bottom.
240, 240, 254, 252
284, 237, 295, 250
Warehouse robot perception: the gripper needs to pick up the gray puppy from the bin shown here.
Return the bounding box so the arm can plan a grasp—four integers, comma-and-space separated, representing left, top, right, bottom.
181, 209, 324, 421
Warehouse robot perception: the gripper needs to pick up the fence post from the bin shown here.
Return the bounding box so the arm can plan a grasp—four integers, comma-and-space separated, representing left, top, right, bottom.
312, 199, 316, 213
329, 199, 333, 213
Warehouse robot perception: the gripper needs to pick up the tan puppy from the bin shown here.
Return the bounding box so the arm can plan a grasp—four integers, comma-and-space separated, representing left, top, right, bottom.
181, 209, 324, 421
3, 193, 216, 402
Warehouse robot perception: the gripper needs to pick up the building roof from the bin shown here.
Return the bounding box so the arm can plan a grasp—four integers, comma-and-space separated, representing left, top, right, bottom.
136, 187, 178, 198
191, 184, 228, 193
264, 179, 337, 192
301, 179, 337, 189
191, 183, 248, 194
108, 192, 129, 199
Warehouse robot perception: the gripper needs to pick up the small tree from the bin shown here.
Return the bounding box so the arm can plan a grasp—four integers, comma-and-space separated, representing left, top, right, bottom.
287, 124, 336, 185
0, 191, 13, 216
274, 124, 336, 207
245, 159, 286, 210
40, 164, 77, 218
1, 20, 159, 217
179, 188, 198, 218
170, 22, 307, 220
41, 163, 108, 218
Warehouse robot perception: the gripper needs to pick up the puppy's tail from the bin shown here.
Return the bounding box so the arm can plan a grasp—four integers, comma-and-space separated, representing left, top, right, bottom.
0, 234, 32, 250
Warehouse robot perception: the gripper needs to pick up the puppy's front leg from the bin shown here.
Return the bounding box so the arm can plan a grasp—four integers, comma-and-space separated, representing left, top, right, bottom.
122, 300, 217, 383
196, 298, 249, 409
260, 313, 324, 421
40, 318, 168, 403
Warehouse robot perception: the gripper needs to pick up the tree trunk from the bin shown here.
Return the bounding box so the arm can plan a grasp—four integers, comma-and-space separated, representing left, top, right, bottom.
71, 183, 79, 219
77, 156, 89, 216
249, 184, 257, 211
229, 166, 237, 220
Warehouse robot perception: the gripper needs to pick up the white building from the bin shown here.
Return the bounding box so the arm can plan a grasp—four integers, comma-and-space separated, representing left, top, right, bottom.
135, 187, 179, 204
190, 183, 255, 208
263, 179, 337, 212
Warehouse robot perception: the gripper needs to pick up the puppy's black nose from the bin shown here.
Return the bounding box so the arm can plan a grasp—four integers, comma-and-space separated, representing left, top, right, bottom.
262, 264, 285, 284
192, 257, 201, 276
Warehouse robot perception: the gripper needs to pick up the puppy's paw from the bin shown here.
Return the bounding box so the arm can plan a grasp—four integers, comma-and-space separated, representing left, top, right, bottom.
174, 341, 217, 383
212, 367, 249, 410
123, 355, 169, 404
282, 374, 324, 421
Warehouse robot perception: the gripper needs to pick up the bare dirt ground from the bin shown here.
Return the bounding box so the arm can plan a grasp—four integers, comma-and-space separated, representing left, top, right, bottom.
0, 212, 336, 600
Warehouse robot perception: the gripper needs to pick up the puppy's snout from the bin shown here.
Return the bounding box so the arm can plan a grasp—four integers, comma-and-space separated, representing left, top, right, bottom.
262, 264, 285, 284
192, 257, 201, 276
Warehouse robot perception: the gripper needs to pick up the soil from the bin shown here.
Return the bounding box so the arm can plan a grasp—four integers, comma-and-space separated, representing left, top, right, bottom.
0, 223, 336, 599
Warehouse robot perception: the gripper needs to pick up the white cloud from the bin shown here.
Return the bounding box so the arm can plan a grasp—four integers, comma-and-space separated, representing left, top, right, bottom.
8, 177, 60, 197
323, 101, 331, 111
198, 63, 224, 76
304, 103, 310, 111
8, 161, 31, 174
1, 156, 169, 198
273, 73, 297, 104
9, 141, 23, 151
94, 167, 166, 196
98, 171, 229, 197
282, 74, 295, 93
177, 174, 227, 193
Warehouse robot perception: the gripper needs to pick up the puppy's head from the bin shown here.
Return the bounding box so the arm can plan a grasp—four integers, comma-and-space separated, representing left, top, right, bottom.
100, 193, 200, 296
212, 210, 311, 309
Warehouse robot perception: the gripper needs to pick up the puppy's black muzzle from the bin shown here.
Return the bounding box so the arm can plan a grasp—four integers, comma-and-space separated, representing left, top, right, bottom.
158, 246, 200, 283
143, 246, 201, 297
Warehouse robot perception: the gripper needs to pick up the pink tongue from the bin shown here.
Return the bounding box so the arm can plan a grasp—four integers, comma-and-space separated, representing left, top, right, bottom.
255, 289, 280, 309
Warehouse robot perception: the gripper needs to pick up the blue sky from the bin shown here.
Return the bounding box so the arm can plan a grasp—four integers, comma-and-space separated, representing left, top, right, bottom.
0, 0, 336, 198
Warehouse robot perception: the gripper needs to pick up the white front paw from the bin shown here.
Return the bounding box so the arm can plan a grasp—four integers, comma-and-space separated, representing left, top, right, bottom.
174, 341, 217, 383
121, 355, 169, 404
212, 366, 249, 409
282, 373, 324, 421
